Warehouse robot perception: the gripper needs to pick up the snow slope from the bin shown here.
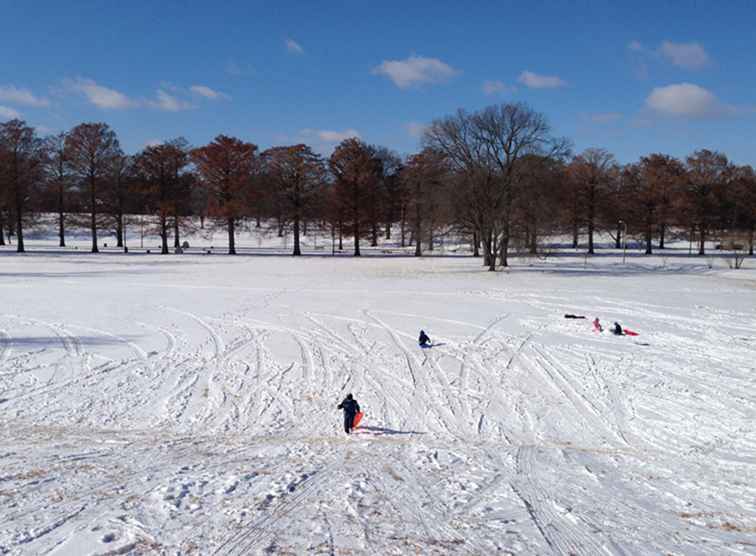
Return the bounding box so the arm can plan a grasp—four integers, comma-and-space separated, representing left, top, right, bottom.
1, 249, 755, 554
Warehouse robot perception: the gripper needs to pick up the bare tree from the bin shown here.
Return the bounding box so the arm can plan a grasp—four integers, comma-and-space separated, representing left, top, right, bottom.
567, 149, 618, 255
685, 150, 730, 255
329, 138, 380, 256
44, 132, 71, 247
65, 123, 120, 253
425, 103, 568, 269
0, 120, 46, 253
262, 144, 326, 256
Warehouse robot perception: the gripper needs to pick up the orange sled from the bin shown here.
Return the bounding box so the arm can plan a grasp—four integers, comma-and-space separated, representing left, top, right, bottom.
352, 412, 364, 429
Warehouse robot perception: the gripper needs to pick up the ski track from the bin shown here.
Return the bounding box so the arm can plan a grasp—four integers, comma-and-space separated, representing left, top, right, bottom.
1, 262, 755, 555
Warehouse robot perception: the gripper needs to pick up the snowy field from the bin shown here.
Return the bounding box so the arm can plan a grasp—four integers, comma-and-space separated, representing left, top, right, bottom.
1, 235, 756, 554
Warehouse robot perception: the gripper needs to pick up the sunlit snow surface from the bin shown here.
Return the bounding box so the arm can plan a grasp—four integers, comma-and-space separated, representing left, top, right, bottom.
1, 244, 755, 554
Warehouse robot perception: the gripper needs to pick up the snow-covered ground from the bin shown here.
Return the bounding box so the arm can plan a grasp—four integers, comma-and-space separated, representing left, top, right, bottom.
1, 233, 755, 554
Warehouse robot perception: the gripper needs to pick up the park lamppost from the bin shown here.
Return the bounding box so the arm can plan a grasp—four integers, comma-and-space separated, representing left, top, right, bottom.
619, 220, 628, 264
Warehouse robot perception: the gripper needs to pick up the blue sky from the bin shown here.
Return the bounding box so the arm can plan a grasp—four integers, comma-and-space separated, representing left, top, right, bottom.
2, 1, 755, 164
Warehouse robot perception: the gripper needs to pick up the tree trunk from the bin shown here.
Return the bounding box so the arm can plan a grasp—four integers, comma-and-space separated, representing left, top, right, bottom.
371, 221, 378, 247
658, 220, 666, 249
572, 221, 578, 249
615, 223, 622, 249
385, 221, 391, 240
15, 197, 24, 254
0, 210, 5, 245
500, 227, 510, 268
698, 225, 706, 255
483, 230, 495, 271
427, 223, 434, 251
748, 221, 754, 256
354, 218, 361, 256
472, 231, 480, 257
58, 184, 66, 247
116, 212, 124, 248
338, 219, 343, 250
90, 175, 99, 253
293, 213, 301, 256
529, 228, 537, 255
256, 212, 261, 228
161, 215, 169, 254
645, 221, 652, 255
400, 206, 406, 247
174, 216, 180, 249
228, 217, 236, 255
414, 196, 421, 257
303, 219, 308, 236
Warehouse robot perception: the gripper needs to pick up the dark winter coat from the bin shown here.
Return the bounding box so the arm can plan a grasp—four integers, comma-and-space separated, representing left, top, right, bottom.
418, 331, 431, 346
337, 397, 360, 418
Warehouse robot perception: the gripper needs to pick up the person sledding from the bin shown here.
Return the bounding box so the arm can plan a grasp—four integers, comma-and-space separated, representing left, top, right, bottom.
418, 329, 431, 348
337, 393, 361, 434
593, 318, 603, 332
612, 322, 624, 336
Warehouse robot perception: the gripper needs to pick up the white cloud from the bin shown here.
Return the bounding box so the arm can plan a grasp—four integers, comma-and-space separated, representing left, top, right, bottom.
372, 55, 458, 89
300, 128, 361, 143
627, 40, 644, 52
517, 70, 567, 89
0, 85, 49, 107
482, 80, 514, 96
406, 121, 427, 138
589, 112, 623, 124
144, 138, 163, 148
659, 41, 710, 70
286, 38, 304, 55
225, 60, 242, 76
190, 85, 230, 100
645, 83, 732, 118
0, 105, 22, 119
68, 78, 136, 109
149, 89, 194, 112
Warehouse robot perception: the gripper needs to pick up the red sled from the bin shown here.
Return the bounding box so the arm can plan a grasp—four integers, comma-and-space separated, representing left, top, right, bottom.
352, 412, 364, 429
623, 329, 639, 336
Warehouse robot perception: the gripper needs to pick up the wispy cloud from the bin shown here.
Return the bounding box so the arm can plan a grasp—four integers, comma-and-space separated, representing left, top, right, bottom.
588, 112, 623, 124
190, 85, 230, 100
658, 41, 710, 70
0, 85, 50, 107
482, 80, 514, 96
67, 78, 137, 109
148, 89, 195, 112
627, 40, 711, 72
301, 128, 361, 142
0, 105, 22, 119
645, 83, 734, 118
372, 55, 458, 89
225, 60, 243, 76
517, 70, 567, 89
406, 121, 427, 138
286, 38, 304, 55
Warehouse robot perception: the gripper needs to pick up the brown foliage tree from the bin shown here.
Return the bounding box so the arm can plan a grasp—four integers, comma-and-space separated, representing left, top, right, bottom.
192, 135, 258, 255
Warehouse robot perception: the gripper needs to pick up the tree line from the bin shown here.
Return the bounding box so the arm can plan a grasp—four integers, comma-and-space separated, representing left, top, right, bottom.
1, 102, 755, 269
